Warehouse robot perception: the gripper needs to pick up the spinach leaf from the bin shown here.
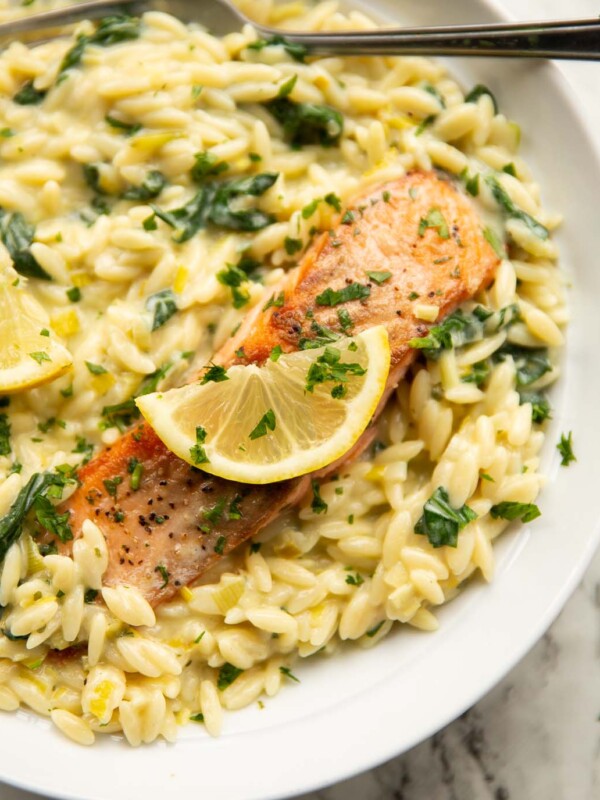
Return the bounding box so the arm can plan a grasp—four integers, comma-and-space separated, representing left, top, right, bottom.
266, 97, 343, 147
490, 501, 541, 523
464, 83, 498, 113
485, 175, 548, 240
59, 14, 141, 77
105, 115, 141, 136
0, 413, 11, 457
409, 308, 485, 359
0, 209, 50, 280
0, 471, 74, 563
150, 172, 278, 241
518, 389, 551, 424
190, 152, 228, 181
415, 486, 477, 548
248, 35, 307, 63
13, 81, 46, 105
122, 170, 166, 201
493, 343, 551, 387
146, 289, 178, 331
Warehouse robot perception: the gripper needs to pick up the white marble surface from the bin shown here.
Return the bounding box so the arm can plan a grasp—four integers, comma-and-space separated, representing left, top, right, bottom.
1, 1, 599, 798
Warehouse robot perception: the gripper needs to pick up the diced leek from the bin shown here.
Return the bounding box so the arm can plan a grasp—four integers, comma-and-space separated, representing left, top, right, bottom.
365, 464, 386, 482
130, 131, 184, 154
179, 586, 194, 603
211, 577, 244, 614
23, 533, 45, 575
70, 270, 92, 288
51, 309, 80, 337
173, 266, 188, 294
91, 372, 116, 395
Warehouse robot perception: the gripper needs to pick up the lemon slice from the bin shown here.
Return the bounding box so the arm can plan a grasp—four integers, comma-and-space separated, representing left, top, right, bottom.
137, 326, 390, 484
0, 277, 73, 393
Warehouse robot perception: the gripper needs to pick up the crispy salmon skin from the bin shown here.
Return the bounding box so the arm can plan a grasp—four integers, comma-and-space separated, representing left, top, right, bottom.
54, 171, 499, 606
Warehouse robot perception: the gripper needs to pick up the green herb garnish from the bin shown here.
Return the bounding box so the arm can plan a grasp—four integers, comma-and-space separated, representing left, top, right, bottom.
415, 486, 477, 548
490, 501, 541, 523
249, 409, 276, 440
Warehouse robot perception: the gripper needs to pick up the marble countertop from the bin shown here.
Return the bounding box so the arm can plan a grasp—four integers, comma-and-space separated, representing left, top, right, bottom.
2, 1, 598, 799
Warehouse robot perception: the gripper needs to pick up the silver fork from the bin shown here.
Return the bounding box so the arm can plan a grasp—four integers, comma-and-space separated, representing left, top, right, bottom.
1, 0, 600, 59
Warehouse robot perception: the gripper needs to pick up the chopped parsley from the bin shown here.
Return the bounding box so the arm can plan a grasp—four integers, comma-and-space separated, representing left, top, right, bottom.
214, 535, 226, 555
146, 288, 178, 331
217, 663, 243, 690
337, 308, 353, 332
66, 286, 81, 303
305, 345, 365, 397
284, 236, 303, 255
190, 426, 209, 465
414, 486, 477, 548
217, 263, 250, 309
310, 479, 327, 515
29, 351, 51, 365
154, 564, 169, 588
490, 501, 541, 523
324, 193, 342, 211
263, 291, 285, 311
299, 321, 341, 350
418, 207, 450, 239
345, 571, 364, 586
280, 666, 300, 682
249, 409, 276, 440
315, 282, 371, 307
85, 361, 108, 375
200, 364, 229, 384
366, 270, 392, 285
557, 431, 575, 466
84, 589, 98, 603
103, 476, 122, 498
270, 345, 283, 362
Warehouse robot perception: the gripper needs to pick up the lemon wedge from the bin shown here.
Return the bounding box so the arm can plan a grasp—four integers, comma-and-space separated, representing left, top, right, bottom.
137, 326, 391, 484
0, 277, 73, 393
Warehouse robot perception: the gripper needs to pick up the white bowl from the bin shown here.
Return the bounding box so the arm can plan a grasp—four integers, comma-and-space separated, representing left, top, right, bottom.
2, 1, 600, 798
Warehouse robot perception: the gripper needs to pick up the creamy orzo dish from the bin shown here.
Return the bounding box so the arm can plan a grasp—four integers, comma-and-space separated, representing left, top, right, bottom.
0, 0, 567, 747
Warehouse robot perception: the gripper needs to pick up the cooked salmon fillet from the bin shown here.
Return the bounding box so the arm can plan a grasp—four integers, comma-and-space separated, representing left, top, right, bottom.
55, 171, 499, 606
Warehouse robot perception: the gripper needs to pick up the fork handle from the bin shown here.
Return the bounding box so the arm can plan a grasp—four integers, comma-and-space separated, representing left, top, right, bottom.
258, 18, 600, 60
